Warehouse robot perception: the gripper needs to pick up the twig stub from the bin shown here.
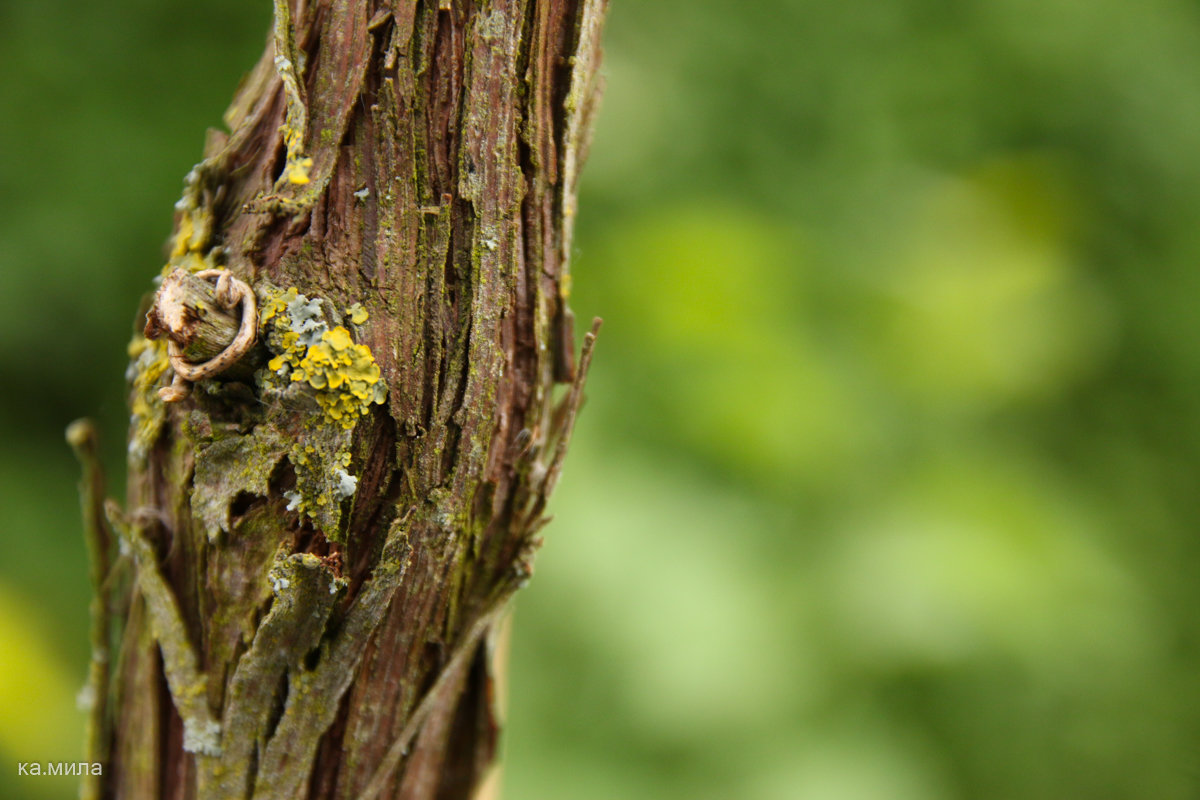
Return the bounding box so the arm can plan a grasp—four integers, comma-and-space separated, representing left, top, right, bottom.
145, 268, 259, 402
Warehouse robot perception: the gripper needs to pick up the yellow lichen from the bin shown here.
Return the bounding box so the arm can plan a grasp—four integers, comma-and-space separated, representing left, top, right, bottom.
258, 286, 384, 534
165, 166, 220, 275
282, 155, 313, 186
260, 287, 386, 430
347, 303, 369, 325
127, 336, 171, 460
293, 328, 383, 426
282, 437, 360, 527
167, 215, 216, 269
170, 214, 199, 259
276, 53, 313, 188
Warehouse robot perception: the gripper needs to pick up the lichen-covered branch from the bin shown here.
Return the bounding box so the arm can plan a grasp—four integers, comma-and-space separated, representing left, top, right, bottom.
88, 1, 608, 797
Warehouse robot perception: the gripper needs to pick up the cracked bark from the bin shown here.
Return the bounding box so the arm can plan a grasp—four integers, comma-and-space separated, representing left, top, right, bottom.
83, 1, 608, 797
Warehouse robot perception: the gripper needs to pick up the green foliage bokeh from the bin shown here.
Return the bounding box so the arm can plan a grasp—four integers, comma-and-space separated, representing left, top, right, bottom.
3, 0, 1200, 797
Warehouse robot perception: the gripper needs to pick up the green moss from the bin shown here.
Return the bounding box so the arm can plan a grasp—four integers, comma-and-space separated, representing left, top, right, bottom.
201, 547, 343, 796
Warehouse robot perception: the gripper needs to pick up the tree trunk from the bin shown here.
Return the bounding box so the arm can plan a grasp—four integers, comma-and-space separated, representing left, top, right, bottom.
76, 1, 607, 797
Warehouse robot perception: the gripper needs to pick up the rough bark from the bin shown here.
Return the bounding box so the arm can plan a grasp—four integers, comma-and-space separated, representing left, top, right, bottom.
76, 1, 607, 797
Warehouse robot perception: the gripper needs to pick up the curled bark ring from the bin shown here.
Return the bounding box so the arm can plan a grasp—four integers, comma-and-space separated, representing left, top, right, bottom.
158, 270, 258, 402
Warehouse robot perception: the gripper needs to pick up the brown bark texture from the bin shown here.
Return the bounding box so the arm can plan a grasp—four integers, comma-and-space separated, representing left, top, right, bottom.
76, 0, 608, 797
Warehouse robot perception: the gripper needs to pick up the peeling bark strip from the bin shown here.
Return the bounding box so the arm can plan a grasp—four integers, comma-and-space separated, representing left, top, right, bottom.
97, 1, 608, 798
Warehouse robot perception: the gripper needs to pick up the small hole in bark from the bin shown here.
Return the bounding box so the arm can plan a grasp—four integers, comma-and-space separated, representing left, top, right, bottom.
229, 491, 257, 520
270, 141, 288, 184
269, 458, 297, 495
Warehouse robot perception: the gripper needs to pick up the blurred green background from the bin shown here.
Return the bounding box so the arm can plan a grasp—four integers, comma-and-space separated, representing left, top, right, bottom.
4, 0, 1200, 797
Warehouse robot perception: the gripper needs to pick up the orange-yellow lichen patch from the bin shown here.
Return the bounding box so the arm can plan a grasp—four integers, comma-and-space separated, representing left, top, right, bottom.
164, 166, 221, 275
127, 336, 171, 460
260, 287, 386, 430
282, 155, 313, 186
292, 328, 384, 427
170, 214, 201, 259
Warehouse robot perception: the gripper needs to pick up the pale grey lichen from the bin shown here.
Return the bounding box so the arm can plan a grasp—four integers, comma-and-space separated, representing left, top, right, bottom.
76, 684, 96, 712
286, 293, 328, 348
333, 468, 358, 500
183, 717, 223, 756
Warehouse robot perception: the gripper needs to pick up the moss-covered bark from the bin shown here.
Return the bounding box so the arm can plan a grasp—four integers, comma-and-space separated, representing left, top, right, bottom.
86, 1, 607, 797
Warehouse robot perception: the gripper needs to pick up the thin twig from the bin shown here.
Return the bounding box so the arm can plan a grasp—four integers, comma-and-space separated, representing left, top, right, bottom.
66, 419, 112, 799
543, 317, 601, 498
524, 317, 602, 528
